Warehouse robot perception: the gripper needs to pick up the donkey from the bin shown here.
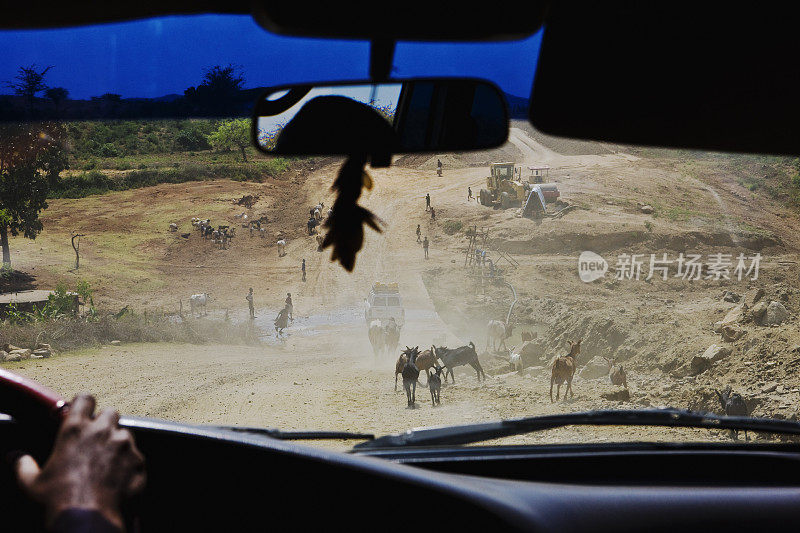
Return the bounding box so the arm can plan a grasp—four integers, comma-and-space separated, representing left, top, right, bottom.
401, 346, 421, 408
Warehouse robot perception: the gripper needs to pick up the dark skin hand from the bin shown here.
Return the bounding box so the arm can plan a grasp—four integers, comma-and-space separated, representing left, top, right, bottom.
14, 394, 146, 530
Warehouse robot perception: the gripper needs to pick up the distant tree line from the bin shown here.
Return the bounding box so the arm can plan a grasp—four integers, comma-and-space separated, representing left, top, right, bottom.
0, 63, 259, 121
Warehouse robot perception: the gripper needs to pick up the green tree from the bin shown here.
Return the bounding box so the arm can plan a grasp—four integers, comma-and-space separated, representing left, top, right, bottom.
44, 87, 69, 116
207, 119, 250, 162
0, 123, 67, 266
5, 64, 53, 115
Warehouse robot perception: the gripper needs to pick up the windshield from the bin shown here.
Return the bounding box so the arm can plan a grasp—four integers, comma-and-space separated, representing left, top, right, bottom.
1, 15, 794, 448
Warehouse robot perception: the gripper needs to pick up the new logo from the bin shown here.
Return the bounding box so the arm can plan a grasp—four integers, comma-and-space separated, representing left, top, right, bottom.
578, 251, 608, 282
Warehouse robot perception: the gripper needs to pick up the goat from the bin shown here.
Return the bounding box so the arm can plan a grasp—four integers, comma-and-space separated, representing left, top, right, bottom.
428, 365, 443, 406
433, 342, 485, 383
486, 320, 514, 352
401, 346, 420, 408
413, 346, 438, 386
715, 386, 750, 441
394, 352, 408, 392
169, 223, 178, 232
277, 239, 286, 256
550, 339, 582, 402
603, 357, 628, 389
508, 346, 522, 373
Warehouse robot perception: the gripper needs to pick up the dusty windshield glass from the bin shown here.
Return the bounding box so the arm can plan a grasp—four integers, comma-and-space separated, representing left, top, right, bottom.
1, 18, 796, 448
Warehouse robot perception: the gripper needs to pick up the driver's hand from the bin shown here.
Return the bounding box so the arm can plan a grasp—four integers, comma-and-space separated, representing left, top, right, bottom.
14, 394, 146, 530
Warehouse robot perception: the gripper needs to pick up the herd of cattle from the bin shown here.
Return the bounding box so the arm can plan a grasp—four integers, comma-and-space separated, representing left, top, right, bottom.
169, 200, 331, 256
168, 216, 290, 255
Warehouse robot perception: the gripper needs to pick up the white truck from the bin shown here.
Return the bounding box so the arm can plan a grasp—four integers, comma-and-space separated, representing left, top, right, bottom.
364, 282, 405, 328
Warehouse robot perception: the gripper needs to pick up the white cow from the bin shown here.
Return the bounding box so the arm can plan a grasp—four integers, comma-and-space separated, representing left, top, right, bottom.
189, 293, 211, 317
277, 239, 286, 256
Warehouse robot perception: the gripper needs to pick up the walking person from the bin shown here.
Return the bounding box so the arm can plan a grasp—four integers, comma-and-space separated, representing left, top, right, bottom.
468, 186, 473, 201
430, 206, 436, 221
416, 224, 421, 243
425, 193, 431, 211
301, 259, 306, 282
437, 158, 443, 176
285, 292, 294, 321
246, 287, 255, 319
423, 236, 429, 259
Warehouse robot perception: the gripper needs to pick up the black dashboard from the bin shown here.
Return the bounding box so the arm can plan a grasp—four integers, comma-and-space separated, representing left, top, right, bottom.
2, 417, 800, 531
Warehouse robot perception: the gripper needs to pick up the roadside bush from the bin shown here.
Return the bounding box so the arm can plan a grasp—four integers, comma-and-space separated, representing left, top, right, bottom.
50, 170, 114, 198
98, 142, 121, 157
174, 125, 211, 151
442, 220, 463, 235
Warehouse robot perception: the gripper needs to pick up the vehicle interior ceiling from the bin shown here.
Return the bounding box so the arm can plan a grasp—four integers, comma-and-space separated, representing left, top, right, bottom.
3, 1, 800, 531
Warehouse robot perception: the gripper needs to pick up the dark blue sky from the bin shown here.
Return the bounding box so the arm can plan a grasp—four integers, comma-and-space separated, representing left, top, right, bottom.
0, 15, 542, 100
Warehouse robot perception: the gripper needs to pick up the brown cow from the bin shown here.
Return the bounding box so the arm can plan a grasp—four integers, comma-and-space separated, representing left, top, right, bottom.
550, 339, 582, 402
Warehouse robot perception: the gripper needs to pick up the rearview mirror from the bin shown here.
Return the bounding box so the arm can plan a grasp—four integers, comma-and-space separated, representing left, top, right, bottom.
252, 78, 508, 158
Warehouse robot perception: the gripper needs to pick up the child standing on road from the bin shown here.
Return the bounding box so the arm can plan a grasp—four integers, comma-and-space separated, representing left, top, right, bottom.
246, 288, 255, 319
416, 224, 421, 242
425, 193, 431, 211
423, 236, 429, 259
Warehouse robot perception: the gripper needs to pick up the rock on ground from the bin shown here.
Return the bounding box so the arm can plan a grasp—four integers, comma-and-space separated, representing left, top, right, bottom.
690, 355, 712, 375
702, 344, 731, 362
720, 325, 744, 342
601, 388, 631, 401
750, 301, 769, 323
762, 301, 789, 326
722, 291, 741, 303
714, 303, 747, 332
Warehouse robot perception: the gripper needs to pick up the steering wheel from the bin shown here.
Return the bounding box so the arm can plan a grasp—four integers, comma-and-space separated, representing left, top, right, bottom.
0, 367, 67, 426
1, 369, 146, 531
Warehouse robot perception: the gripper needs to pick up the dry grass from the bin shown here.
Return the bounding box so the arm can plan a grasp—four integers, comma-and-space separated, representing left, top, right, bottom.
1, 313, 260, 353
